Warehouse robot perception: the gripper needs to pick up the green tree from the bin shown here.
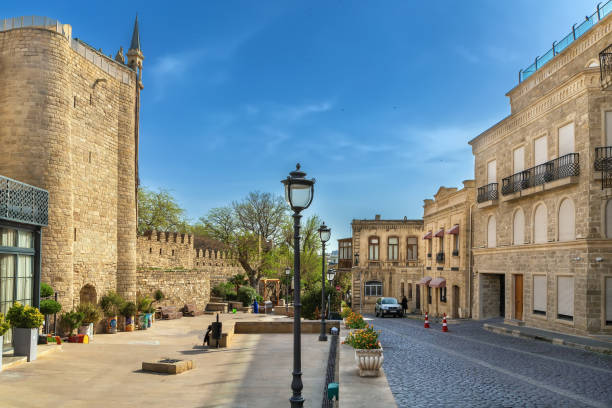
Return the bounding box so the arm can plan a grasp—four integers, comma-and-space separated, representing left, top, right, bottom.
138, 187, 190, 233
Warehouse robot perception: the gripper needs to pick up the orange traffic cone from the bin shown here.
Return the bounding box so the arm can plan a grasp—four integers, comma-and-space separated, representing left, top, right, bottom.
442, 313, 448, 332
424, 312, 430, 328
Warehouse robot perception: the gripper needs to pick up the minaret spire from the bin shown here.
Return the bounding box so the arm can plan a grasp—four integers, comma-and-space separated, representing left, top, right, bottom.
130, 14, 141, 52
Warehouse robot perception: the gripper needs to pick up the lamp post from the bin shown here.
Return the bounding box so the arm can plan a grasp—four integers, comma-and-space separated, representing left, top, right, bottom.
281, 163, 315, 408
318, 222, 331, 342
326, 268, 336, 319
285, 267, 291, 314
354, 253, 361, 314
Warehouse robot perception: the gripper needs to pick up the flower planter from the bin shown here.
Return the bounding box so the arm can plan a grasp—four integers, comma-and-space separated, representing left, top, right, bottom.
106, 316, 118, 334
68, 334, 89, 343
13, 327, 39, 362
354, 346, 384, 377
125, 316, 134, 332
78, 323, 94, 339
146, 313, 152, 328
138, 314, 147, 330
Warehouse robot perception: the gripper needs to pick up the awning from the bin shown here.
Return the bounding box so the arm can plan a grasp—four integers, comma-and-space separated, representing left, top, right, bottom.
417, 276, 432, 285
429, 277, 446, 288
446, 224, 459, 235
434, 228, 444, 237
423, 231, 432, 240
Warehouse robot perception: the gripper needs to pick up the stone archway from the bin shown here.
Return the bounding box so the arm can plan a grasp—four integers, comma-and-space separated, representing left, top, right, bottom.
80, 284, 97, 305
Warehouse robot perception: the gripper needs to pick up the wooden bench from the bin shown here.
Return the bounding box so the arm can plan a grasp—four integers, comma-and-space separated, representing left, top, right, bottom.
160, 306, 183, 320
182, 304, 203, 317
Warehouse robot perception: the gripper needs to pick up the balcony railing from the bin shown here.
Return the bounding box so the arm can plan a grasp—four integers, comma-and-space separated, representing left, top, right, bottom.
600, 45, 612, 89
595, 147, 612, 171
501, 153, 579, 196
0, 175, 49, 226
477, 183, 498, 203
436, 252, 444, 263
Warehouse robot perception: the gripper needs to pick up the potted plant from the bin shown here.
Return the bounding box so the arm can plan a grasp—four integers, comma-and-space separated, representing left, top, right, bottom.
76, 302, 102, 339
100, 292, 124, 334
0, 313, 9, 371
6, 302, 44, 362
344, 325, 383, 377
120, 301, 137, 332
137, 296, 152, 330
345, 311, 367, 330
150, 290, 164, 323
39, 298, 62, 335
61, 311, 85, 341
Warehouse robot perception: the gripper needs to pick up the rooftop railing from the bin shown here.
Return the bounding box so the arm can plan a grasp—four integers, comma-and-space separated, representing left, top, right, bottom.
501, 153, 579, 196
519, 1, 612, 83
0, 175, 49, 226
1, 16, 68, 37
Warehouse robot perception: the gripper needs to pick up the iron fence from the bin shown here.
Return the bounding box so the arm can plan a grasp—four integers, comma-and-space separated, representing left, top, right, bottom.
501, 153, 579, 195
519, 1, 612, 83
477, 183, 498, 203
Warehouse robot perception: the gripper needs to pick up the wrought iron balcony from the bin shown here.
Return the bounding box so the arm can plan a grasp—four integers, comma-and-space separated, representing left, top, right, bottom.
427, 253, 432, 258
501, 153, 579, 196
595, 147, 612, 171
600, 44, 612, 89
0, 175, 49, 226
436, 252, 444, 263
477, 183, 498, 203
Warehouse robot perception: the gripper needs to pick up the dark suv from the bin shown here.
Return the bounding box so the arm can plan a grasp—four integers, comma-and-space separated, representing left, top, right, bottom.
375, 297, 402, 317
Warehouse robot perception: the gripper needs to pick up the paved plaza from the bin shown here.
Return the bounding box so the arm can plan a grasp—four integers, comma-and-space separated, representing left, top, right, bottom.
0, 314, 329, 408
369, 315, 612, 408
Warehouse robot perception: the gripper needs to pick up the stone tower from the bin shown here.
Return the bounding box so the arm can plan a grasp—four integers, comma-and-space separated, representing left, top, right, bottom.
0, 16, 141, 309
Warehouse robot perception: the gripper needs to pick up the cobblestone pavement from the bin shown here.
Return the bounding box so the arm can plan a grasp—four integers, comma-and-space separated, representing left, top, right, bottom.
368, 315, 612, 408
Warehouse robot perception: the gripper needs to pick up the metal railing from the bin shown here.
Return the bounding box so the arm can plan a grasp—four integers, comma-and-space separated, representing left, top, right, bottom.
501, 153, 579, 195
1, 16, 68, 36
436, 252, 444, 263
0, 175, 49, 226
595, 147, 612, 171
477, 183, 499, 203
519, 1, 612, 83
599, 45, 612, 88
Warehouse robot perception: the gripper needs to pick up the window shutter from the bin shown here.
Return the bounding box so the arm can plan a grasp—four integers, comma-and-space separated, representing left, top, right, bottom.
557, 277, 574, 317
534, 136, 547, 166
513, 147, 525, 173
534, 205, 547, 244
558, 123, 575, 157
558, 199, 575, 242
487, 216, 496, 248
487, 160, 497, 184
533, 275, 547, 312
513, 209, 525, 245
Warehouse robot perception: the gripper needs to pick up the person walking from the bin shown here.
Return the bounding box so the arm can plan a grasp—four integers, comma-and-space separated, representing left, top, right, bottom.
401, 295, 408, 316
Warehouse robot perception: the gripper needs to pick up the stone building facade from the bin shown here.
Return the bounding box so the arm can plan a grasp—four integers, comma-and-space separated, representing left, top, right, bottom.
468, 11, 612, 335
421, 181, 475, 318
0, 16, 143, 311
350, 216, 424, 314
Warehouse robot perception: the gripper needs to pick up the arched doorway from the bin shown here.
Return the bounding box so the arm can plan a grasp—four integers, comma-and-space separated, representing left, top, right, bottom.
80, 284, 97, 305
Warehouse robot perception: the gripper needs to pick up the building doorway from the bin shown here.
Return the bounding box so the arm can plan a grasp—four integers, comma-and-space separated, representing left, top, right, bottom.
452, 285, 460, 318
479, 273, 505, 319
514, 274, 523, 320
415, 284, 420, 311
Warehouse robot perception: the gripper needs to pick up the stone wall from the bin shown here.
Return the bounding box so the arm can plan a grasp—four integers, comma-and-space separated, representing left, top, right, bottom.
136, 269, 210, 312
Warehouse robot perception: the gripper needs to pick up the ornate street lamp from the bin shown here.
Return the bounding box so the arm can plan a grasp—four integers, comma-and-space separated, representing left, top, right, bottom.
285, 267, 291, 313
326, 268, 336, 319
318, 222, 331, 342
281, 163, 315, 408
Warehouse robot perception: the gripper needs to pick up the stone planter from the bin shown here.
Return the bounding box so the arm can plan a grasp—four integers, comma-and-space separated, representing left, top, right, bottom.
145, 313, 153, 328
13, 327, 39, 362
138, 314, 147, 330
78, 323, 94, 339
354, 346, 384, 377
106, 316, 118, 334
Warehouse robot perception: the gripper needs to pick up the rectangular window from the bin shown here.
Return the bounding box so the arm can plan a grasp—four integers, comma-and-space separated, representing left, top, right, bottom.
339, 241, 352, 260
388, 237, 398, 260
487, 160, 496, 184
534, 136, 548, 166
557, 276, 574, 320
453, 235, 459, 255
369, 238, 379, 260
558, 123, 575, 157
606, 277, 612, 325
513, 146, 525, 174
533, 275, 547, 315
407, 237, 417, 260
440, 287, 447, 303
364, 281, 382, 297
427, 239, 432, 255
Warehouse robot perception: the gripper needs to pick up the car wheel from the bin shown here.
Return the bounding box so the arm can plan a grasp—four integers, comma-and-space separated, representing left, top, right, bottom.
375, 310, 379, 317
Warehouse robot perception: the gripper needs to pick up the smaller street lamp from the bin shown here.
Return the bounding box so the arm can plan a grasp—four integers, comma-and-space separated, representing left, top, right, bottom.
326, 268, 336, 319
318, 222, 331, 342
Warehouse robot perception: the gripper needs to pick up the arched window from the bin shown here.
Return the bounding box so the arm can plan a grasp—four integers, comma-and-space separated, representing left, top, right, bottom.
368, 237, 379, 260
558, 199, 575, 241
364, 281, 382, 297
534, 204, 547, 244
487, 216, 496, 248
606, 200, 612, 238
513, 208, 525, 245
388, 237, 398, 260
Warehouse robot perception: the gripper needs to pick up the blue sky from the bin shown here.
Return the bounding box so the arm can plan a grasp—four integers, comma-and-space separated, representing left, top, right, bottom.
6, 1, 594, 247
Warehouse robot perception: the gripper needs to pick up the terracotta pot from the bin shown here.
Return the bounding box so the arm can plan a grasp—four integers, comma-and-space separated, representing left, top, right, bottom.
354, 346, 384, 377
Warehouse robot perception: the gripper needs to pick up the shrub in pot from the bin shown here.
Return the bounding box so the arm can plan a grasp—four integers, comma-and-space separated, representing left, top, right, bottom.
137, 296, 152, 330
0, 313, 9, 370
237, 286, 257, 307
61, 311, 85, 341
6, 302, 44, 362
39, 299, 62, 335
100, 292, 124, 334
76, 302, 102, 339
40, 282, 54, 299
120, 301, 137, 332
344, 325, 383, 377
